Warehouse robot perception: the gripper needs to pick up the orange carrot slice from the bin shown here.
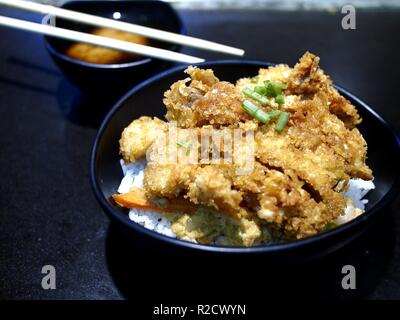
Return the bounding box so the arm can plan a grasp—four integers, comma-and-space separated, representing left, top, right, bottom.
112, 187, 198, 213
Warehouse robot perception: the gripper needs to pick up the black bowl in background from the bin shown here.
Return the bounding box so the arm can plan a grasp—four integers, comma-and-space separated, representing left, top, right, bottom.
42, 0, 185, 95
90, 61, 400, 260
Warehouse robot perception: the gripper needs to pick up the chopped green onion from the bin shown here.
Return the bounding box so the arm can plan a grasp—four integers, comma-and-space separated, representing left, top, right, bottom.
275, 94, 285, 104
250, 75, 260, 83
254, 85, 267, 96
276, 82, 287, 90
242, 88, 269, 106
264, 81, 287, 97
177, 140, 192, 149
267, 109, 282, 118
241, 100, 271, 123
275, 112, 290, 132
264, 82, 277, 97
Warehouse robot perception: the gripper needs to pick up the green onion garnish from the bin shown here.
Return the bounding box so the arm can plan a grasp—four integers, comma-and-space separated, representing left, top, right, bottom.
242, 88, 269, 106
275, 112, 290, 132
268, 109, 282, 118
241, 100, 271, 123
254, 86, 267, 96
275, 94, 285, 104
177, 140, 192, 149
250, 75, 260, 83
264, 81, 287, 97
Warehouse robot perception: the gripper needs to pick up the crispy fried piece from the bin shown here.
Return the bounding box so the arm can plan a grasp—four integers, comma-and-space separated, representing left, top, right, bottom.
286, 52, 361, 127
238, 52, 361, 128
164, 67, 250, 128
248, 81, 371, 237
326, 87, 361, 128
281, 196, 345, 239
284, 91, 372, 180
144, 161, 255, 230
191, 81, 250, 126
186, 66, 219, 87
255, 129, 346, 196
187, 165, 244, 217
144, 163, 195, 198
233, 162, 346, 238
144, 162, 249, 219
119, 116, 167, 163
254, 122, 352, 238
163, 67, 217, 128
286, 51, 327, 95
343, 127, 372, 179
233, 163, 306, 204
163, 78, 201, 128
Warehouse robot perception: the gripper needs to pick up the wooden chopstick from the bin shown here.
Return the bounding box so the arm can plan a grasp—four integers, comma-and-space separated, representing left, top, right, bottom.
0, 15, 205, 64
0, 0, 245, 57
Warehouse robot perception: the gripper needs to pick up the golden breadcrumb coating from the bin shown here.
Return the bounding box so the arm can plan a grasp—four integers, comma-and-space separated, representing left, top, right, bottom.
119, 116, 167, 163
144, 163, 195, 199
186, 165, 244, 218
286, 52, 361, 128
164, 67, 250, 128
118, 52, 373, 245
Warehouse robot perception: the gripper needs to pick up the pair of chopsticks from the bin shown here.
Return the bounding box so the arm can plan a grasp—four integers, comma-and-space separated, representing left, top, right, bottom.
0, 0, 245, 64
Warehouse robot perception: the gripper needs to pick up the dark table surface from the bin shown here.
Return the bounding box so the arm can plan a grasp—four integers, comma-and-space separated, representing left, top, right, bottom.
0, 7, 399, 300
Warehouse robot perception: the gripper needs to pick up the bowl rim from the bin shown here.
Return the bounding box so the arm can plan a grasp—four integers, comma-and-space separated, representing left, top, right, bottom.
90, 60, 400, 253
42, 0, 186, 69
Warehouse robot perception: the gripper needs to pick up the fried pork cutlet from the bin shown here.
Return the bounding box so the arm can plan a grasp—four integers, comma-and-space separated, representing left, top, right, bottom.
286, 52, 362, 128
120, 116, 167, 163
164, 66, 251, 128
117, 52, 373, 245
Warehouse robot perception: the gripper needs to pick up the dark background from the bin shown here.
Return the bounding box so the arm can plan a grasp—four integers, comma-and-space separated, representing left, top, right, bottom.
0, 7, 399, 300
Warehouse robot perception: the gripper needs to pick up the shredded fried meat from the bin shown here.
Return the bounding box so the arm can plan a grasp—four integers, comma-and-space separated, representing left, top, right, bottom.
118, 52, 373, 244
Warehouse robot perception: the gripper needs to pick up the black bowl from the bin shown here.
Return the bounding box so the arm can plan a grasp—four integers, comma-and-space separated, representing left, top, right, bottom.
43, 0, 185, 95
90, 61, 400, 259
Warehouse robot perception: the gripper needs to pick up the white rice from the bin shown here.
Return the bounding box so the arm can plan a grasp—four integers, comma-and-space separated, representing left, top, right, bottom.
118, 159, 375, 239
119, 159, 176, 238
335, 178, 375, 225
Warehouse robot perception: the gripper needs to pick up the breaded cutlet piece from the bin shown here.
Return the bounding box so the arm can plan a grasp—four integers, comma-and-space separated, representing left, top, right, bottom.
119, 116, 167, 163
164, 67, 250, 128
